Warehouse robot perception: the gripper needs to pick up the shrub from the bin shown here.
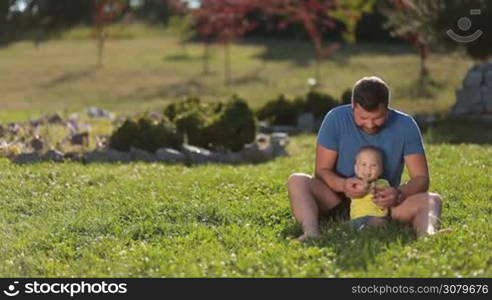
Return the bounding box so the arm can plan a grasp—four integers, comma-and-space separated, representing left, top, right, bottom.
257, 94, 301, 126
109, 120, 139, 151
207, 95, 256, 152
175, 110, 210, 148
111, 96, 256, 153
303, 91, 339, 119
341, 88, 352, 105
109, 118, 182, 152
257, 91, 340, 126
164, 96, 223, 122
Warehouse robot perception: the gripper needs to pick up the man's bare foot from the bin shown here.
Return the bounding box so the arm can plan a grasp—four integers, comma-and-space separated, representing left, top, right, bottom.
296, 232, 321, 242
418, 228, 452, 238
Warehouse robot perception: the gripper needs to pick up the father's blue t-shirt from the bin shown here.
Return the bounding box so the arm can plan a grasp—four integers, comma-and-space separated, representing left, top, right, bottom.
316, 105, 425, 187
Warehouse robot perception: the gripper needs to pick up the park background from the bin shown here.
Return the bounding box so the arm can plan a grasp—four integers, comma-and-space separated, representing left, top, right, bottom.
0, 0, 490, 277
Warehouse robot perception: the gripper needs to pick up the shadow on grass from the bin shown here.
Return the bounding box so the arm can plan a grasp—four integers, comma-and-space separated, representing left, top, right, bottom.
40, 67, 98, 88
231, 68, 269, 86
394, 77, 447, 99
422, 116, 492, 145
122, 78, 208, 100
163, 54, 206, 62
280, 202, 416, 272
241, 38, 413, 67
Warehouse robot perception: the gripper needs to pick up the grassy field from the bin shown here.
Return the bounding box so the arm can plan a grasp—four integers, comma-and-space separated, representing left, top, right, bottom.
0, 135, 490, 277
0, 24, 476, 122
0, 26, 491, 277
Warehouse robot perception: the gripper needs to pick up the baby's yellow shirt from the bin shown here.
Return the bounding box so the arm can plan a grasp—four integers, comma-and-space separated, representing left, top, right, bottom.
350, 179, 390, 219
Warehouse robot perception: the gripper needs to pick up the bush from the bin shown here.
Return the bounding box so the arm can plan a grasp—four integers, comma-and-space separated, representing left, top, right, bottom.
164, 96, 223, 122
257, 94, 302, 126
257, 91, 340, 126
109, 120, 139, 151
341, 88, 352, 105
175, 110, 209, 148
206, 95, 256, 152
304, 91, 339, 119
109, 118, 182, 152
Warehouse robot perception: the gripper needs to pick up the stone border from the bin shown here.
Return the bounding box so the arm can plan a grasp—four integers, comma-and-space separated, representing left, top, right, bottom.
10, 133, 290, 165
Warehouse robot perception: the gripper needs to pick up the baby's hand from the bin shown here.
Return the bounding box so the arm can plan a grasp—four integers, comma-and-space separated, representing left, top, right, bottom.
361, 181, 370, 194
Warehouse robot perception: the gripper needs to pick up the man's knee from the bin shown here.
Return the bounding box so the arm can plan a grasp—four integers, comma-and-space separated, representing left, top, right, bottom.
287, 173, 312, 187
428, 193, 443, 207
391, 192, 443, 222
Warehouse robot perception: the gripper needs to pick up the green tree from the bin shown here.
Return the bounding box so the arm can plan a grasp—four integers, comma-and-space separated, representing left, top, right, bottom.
328, 0, 375, 44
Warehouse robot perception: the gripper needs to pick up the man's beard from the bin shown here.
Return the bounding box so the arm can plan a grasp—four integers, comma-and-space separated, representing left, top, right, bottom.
359, 126, 381, 134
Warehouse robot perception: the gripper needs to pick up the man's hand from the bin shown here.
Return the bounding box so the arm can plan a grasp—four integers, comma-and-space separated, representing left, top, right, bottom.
344, 178, 367, 198
373, 187, 399, 208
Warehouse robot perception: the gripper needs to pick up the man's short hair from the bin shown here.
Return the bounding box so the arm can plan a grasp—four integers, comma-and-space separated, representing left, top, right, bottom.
352, 76, 390, 111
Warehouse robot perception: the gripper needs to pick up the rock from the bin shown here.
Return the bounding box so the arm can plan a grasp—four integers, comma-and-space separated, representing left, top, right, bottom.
0, 125, 5, 138
155, 148, 185, 163
12, 152, 42, 164
453, 62, 492, 115
83, 149, 131, 163
42, 149, 65, 162
30, 136, 44, 152
271, 132, 289, 157
258, 121, 273, 134
29, 118, 45, 127
47, 113, 64, 124
87, 106, 113, 119
271, 125, 299, 135
182, 144, 215, 165
66, 119, 79, 134
130, 147, 156, 162
95, 135, 109, 149
70, 132, 89, 146
215, 151, 243, 164
8, 123, 21, 136
64, 151, 84, 162
240, 143, 273, 163
296, 113, 315, 133
484, 86, 492, 113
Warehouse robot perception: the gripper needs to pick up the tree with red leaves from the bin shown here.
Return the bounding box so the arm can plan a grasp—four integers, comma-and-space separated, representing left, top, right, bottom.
93, 0, 126, 68
193, 0, 260, 85
380, 0, 443, 82
261, 0, 341, 85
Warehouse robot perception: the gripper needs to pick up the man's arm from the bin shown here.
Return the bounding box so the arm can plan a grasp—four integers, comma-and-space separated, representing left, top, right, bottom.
398, 153, 430, 199
314, 144, 345, 192
373, 153, 429, 208
314, 144, 366, 197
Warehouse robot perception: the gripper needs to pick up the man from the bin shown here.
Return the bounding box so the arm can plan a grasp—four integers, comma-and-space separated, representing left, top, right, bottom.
287, 76, 443, 240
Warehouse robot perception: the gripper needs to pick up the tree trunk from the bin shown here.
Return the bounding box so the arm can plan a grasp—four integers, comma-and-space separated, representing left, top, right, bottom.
202, 41, 210, 75
418, 45, 430, 83
224, 43, 231, 86
420, 52, 429, 82
97, 27, 106, 68
181, 41, 188, 57
314, 51, 321, 86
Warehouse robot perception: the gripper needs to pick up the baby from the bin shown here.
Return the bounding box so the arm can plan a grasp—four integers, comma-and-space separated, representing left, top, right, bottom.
349, 146, 390, 230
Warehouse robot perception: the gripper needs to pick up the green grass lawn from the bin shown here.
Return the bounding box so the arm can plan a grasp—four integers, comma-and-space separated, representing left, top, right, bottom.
0, 135, 490, 277
0, 27, 491, 277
